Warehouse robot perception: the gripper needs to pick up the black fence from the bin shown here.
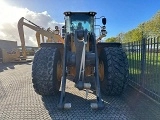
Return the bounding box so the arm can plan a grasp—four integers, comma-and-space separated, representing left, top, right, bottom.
123, 36, 160, 102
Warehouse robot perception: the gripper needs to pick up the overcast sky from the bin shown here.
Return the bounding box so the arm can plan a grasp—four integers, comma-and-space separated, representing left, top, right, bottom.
0, 0, 160, 46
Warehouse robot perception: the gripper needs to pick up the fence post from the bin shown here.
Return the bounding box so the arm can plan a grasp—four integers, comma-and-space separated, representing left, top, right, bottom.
141, 36, 146, 87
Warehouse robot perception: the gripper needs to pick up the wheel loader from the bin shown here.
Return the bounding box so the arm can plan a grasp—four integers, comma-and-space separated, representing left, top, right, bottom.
20, 11, 129, 110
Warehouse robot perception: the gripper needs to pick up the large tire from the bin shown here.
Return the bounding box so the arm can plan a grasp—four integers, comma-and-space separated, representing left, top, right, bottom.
99, 47, 129, 96
32, 47, 61, 95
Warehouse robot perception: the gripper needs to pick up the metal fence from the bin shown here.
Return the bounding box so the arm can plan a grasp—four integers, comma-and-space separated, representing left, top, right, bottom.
123, 36, 160, 102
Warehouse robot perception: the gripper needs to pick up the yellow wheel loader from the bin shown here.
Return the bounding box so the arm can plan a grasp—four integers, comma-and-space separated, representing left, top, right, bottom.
18, 11, 129, 110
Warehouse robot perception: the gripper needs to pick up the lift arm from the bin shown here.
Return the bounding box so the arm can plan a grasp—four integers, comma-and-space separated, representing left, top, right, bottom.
17, 17, 64, 58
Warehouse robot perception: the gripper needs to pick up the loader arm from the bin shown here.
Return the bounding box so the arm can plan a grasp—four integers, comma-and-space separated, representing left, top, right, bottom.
18, 17, 64, 58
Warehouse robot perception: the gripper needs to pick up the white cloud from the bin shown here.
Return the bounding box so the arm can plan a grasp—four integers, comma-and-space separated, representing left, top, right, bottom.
0, 0, 64, 47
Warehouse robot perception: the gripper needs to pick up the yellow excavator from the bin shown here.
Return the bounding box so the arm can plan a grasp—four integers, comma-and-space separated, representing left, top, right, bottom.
17, 17, 65, 60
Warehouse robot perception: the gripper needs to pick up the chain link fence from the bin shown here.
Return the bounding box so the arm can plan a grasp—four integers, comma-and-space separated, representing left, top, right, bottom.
123, 36, 160, 102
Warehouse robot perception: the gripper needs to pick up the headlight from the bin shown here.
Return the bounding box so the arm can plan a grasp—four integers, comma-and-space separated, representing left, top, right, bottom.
54, 30, 59, 35
101, 30, 107, 35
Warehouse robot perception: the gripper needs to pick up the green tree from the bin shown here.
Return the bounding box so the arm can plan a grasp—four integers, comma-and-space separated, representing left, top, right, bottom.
107, 10, 160, 43
105, 37, 117, 42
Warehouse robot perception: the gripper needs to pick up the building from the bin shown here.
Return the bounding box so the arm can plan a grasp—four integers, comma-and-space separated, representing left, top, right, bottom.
0, 39, 18, 63
0, 39, 17, 51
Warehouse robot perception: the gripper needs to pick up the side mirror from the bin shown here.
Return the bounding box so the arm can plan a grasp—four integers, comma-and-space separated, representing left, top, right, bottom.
102, 18, 106, 25
62, 26, 66, 38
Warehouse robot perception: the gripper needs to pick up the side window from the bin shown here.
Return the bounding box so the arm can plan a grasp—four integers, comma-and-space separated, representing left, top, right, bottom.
65, 16, 71, 33
90, 16, 94, 32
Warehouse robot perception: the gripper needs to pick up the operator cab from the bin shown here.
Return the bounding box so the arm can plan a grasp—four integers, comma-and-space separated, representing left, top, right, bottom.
64, 12, 97, 33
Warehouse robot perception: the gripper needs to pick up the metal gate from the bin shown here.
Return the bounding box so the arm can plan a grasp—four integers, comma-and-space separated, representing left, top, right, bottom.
123, 36, 160, 102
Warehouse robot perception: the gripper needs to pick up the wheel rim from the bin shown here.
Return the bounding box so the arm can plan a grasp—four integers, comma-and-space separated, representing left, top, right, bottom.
99, 61, 104, 81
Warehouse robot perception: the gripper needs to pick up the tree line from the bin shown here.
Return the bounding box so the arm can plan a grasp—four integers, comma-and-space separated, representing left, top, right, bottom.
106, 11, 160, 43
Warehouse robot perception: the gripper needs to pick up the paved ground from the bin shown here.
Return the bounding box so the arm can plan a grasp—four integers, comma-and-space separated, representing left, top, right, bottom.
0, 62, 160, 120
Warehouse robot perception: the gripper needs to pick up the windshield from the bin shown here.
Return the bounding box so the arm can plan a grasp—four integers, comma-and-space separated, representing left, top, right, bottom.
65, 14, 94, 33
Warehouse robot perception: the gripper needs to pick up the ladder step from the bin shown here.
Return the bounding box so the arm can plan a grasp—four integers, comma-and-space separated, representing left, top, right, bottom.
64, 103, 71, 109
84, 83, 91, 89
90, 103, 98, 109
90, 102, 105, 110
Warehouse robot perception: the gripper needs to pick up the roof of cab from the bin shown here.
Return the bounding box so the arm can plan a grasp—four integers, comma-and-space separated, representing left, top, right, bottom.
64, 11, 97, 16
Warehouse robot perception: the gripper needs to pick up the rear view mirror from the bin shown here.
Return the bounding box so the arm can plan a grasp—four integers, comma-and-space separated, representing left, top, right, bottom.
102, 18, 106, 25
